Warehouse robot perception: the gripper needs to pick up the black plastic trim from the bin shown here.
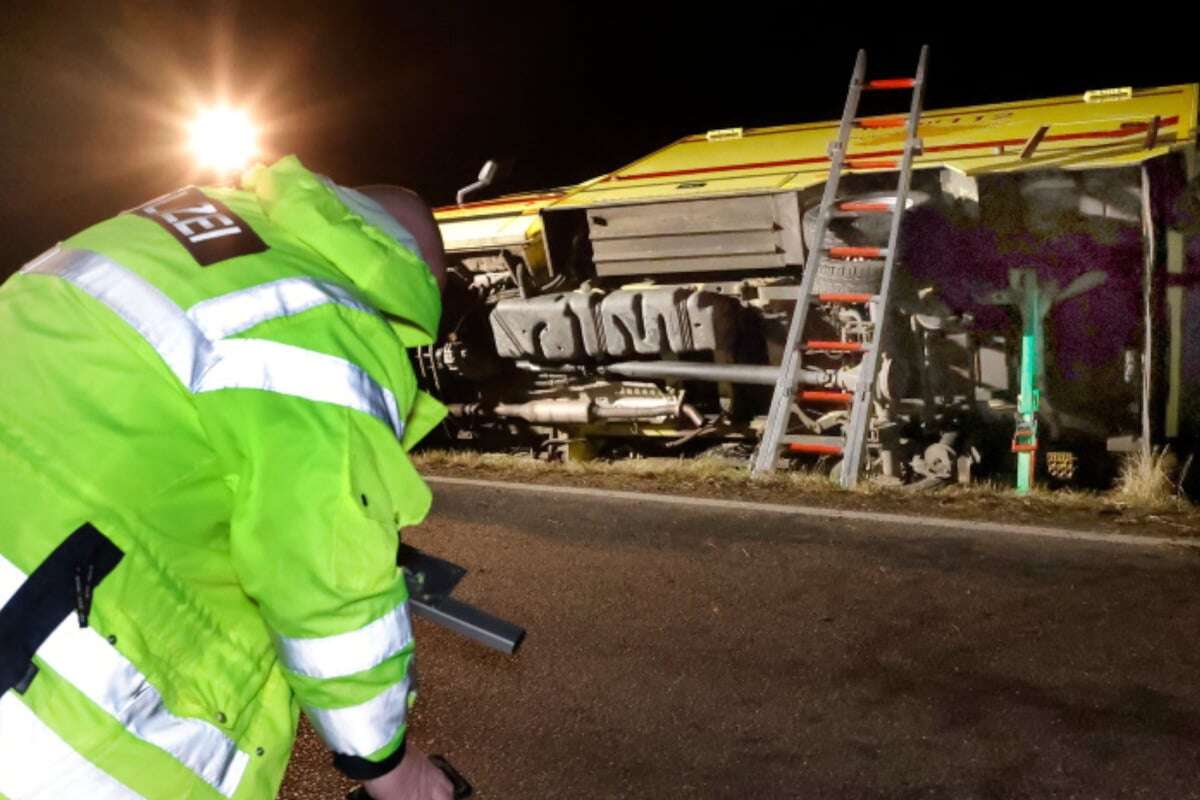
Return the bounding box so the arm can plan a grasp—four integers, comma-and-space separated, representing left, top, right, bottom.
333, 737, 408, 781
0, 523, 124, 697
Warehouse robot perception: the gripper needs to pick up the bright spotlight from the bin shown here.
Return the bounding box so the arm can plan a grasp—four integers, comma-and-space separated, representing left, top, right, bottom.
188, 107, 258, 174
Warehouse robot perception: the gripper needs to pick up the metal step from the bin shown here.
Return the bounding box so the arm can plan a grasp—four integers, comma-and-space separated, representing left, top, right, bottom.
798, 390, 853, 404
815, 292, 877, 304
803, 340, 866, 352
856, 116, 907, 129
827, 245, 889, 259
864, 77, 916, 90
781, 435, 845, 455
836, 200, 895, 213
845, 159, 899, 170
753, 287, 878, 304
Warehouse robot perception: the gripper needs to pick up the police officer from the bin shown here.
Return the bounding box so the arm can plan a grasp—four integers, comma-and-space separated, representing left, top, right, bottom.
0, 156, 453, 799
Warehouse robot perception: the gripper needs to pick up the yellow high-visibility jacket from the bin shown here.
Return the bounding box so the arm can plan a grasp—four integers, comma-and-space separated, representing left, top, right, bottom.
0, 155, 445, 799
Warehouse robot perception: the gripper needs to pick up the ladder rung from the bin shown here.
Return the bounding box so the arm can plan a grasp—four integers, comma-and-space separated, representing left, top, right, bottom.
798, 391, 853, 404
815, 292, 875, 304
845, 159, 899, 170
865, 78, 916, 90
856, 117, 906, 129
828, 246, 886, 259
837, 201, 893, 213
783, 435, 845, 455
803, 340, 866, 352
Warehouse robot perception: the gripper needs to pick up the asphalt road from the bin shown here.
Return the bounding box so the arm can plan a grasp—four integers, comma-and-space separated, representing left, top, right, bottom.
281, 480, 1200, 799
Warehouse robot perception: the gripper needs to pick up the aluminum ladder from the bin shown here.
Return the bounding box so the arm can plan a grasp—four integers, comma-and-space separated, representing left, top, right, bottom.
751, 46, 929, 487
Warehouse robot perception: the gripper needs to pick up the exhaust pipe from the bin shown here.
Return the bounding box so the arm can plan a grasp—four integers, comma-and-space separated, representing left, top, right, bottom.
490, 397, 689, 425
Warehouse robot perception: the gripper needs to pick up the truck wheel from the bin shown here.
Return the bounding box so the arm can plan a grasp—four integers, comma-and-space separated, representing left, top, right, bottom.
812, 258, 886, 295
802, 190, 932, 251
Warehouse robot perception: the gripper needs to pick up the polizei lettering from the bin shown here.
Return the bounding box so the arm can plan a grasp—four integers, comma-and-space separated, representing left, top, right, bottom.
132, 187, 267, 266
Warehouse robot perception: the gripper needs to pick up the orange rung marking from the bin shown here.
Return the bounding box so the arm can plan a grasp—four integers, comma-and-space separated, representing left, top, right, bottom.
828, 246, 883, 258
845, 159, 899, 170
866, 78, 915, 90
798, 391, 853, 404
816, 292, 873, 303
804, 340, 865, 352
787, 443, 844, 455
838, 201, 892, 212
857, 117, 906, 129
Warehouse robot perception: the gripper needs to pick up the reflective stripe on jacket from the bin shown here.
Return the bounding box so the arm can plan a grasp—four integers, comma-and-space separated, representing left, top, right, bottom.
0, 156, 445, 799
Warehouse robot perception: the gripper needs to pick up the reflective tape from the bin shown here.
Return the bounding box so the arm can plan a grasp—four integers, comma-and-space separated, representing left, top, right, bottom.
0, 692, 147, 800
22, 247, 404, 438
186, 277, 377, 340
275, 602, 413, 680
198, 339, 404, 439
0, 554, 249, 798
17, 244, 68, 276
304, 674, 412, 758
24, 247, 210, 386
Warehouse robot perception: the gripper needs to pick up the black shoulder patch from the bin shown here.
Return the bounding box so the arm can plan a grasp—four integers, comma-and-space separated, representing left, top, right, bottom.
132, 186, 268, 267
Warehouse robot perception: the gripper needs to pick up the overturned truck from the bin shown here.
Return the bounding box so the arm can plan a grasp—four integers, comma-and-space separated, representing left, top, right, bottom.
423, 82, 1200, 488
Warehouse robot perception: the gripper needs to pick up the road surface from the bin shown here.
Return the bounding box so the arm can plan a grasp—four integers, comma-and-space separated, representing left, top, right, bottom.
281, 479, 1200, 799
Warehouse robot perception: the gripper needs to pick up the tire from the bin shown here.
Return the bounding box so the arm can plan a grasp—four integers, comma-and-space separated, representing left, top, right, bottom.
802, 190, 932, 251
812, 258, 885, 295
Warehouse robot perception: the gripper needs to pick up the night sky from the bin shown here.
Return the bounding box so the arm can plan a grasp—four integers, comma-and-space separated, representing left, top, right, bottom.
1, 4, 1195, 274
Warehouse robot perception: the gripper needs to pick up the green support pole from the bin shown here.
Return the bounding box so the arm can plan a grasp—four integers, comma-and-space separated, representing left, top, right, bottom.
980, 267, 1106, 496
1015, 271, 1040, 494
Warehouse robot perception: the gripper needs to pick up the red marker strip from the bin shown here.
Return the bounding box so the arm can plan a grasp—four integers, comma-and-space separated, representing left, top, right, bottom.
788, 442, 845, 455
828, 246, 884, 259
857, 117, 906, 129
798, 391, 853, 404
845, 159, 898, 170
804, 340, 866, 352
816, 292, 874, 303
866, 78, 916, 90
837, 201, 892, 212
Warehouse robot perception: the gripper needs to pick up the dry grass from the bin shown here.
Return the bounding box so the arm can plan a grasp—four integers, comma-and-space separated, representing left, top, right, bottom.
414, 449, 830, 493
413, 448, 1200, 538
1112, 448, 1183, 509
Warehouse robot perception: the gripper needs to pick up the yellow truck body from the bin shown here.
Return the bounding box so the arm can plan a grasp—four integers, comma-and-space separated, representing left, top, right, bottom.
437, 83, 1197, 246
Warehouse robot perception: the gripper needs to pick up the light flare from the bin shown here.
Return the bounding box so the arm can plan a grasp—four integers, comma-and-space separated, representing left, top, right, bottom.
188, 106, 258, 174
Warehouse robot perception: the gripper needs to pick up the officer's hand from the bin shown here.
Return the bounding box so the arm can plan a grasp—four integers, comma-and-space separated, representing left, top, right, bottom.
362, 744, 454, 800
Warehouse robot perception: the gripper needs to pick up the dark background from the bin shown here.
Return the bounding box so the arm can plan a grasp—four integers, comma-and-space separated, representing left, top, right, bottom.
0, 3, 1195, 272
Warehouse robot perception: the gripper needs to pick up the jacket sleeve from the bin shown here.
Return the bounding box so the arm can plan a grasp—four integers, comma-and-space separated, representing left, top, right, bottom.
198, 383, 432, 780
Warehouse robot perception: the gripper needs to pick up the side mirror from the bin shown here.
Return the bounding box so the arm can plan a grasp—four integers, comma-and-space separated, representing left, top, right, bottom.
457, 159, 500, 206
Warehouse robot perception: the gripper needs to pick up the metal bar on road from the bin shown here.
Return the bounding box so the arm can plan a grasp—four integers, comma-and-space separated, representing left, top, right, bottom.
410, 595, 526, 655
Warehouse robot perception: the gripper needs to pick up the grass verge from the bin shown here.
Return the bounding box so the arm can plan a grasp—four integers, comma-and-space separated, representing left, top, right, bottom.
413, 449, 1200, 541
